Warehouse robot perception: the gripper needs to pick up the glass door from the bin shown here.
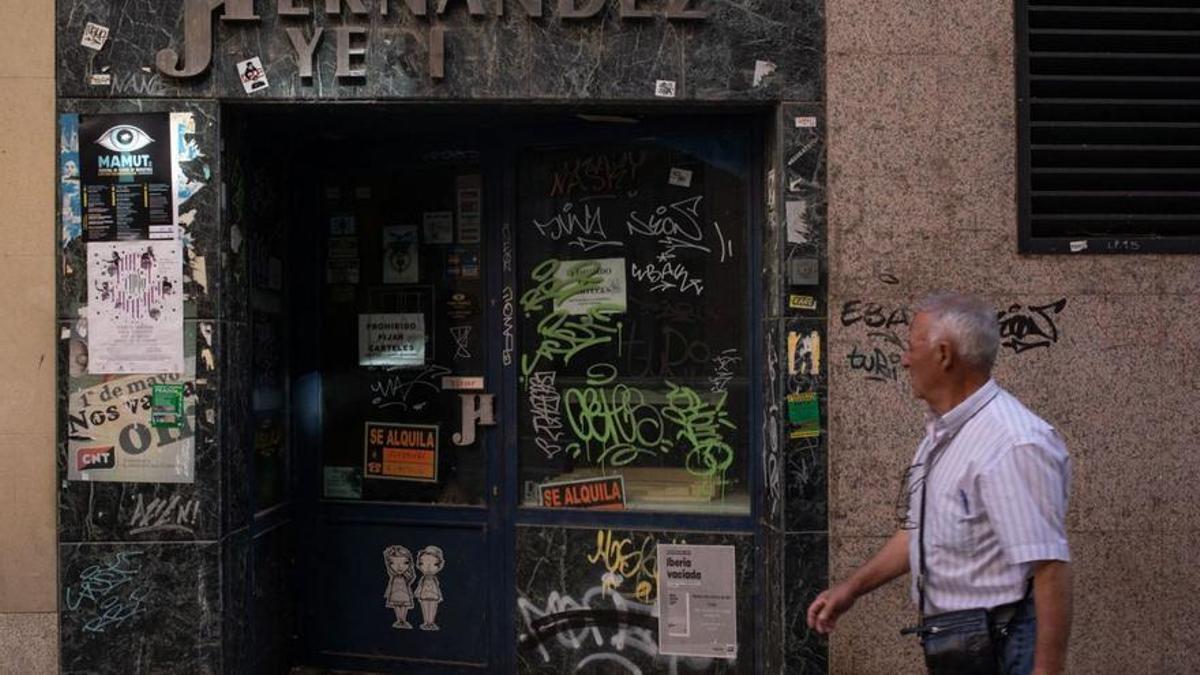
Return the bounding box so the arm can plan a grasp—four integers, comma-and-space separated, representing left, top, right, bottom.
299, 146, 503, 673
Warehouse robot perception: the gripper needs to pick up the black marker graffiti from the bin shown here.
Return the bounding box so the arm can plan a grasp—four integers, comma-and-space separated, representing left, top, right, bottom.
997, 299, 1066, 354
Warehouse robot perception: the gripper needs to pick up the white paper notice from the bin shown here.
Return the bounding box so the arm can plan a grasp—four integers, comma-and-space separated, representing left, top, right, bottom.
655, 80, 677, 98
786, 199, 811, 244
359, 313, 426, 367
553, 258, 627, 315
657, 544, 738, 659
87, 241, 184, 374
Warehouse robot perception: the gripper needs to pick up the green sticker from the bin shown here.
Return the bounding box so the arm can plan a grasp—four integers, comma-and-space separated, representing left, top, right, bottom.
151, 383, 185, 429
787, 392, 820, 438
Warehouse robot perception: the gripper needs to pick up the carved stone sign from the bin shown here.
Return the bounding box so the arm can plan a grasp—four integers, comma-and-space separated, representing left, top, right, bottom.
157, 0, 708, 82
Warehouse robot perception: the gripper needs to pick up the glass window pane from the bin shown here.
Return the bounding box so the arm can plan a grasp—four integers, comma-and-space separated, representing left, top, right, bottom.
516, 131, 753, 514
319, 161, 487, 505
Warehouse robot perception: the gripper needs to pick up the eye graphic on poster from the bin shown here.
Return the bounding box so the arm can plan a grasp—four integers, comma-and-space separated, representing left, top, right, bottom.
383, 226, 419, 284
382, 544, 446, 632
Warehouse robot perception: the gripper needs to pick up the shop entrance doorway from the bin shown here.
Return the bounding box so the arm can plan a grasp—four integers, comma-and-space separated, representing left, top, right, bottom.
227, 105, 763, 673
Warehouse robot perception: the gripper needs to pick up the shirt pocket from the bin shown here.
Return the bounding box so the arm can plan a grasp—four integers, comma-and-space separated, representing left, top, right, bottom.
929, 487, 978, 553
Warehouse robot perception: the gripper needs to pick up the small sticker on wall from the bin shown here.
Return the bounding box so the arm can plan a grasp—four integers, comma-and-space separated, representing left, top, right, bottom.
787, 330, 821, 377
150, 384, 186, 429
1069, 240, 1088, 253
81, 22, 110, 51
355, 185, 372, 199
787, 392, 820, 438
788, 294, 818, 311
786, 199, 811, 244
88, 73, 112, 86
236, 57, 269, 93
753, 60, 777, 87
655, 80, 677, 98
668, 168, 694, 188
794, 116, 818, 128
442, 376, 484, 391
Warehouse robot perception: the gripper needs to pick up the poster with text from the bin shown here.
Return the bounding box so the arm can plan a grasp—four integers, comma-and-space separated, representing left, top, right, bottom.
657, 544, 738, 659
67, 348, 196, 484
364, 422, 438, 482
456, 175, 482, 244
87, 241, 185, 374
359, 313, 425, 366
382, 225, 419, 283
80, 112, 175, 241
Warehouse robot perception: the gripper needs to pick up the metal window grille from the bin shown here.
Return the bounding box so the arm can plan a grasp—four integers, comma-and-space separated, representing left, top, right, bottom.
1017, 0, 1200, 253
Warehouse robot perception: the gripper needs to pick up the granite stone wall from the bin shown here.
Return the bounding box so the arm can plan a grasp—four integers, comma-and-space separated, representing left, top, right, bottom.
825, 1, 1200, 672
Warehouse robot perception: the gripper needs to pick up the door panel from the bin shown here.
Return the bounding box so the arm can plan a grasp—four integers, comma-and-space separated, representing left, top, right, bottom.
318, 520, 489, 665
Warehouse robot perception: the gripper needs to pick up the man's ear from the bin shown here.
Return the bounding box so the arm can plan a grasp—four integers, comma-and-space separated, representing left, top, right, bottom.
936, 341, 954, 371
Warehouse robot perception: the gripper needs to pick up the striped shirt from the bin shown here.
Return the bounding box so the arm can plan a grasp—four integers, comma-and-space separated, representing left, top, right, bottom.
907, 379, 1071, 614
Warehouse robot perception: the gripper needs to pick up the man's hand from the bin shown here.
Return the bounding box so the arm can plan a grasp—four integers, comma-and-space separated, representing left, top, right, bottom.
806, 529, 912, 635
806, 582, 858, 634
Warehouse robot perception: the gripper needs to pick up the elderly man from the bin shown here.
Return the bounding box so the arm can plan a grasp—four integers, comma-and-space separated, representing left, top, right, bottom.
807, 292, 1072, 675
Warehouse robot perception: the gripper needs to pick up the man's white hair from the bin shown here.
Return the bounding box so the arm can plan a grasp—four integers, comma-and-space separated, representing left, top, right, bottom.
913, 291, 999, 373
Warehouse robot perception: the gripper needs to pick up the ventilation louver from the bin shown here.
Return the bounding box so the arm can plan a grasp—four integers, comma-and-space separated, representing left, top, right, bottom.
1018, 0, 1200, 252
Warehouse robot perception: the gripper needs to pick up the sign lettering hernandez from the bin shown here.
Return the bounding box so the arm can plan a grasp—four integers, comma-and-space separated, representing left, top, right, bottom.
156, 0, 707, 82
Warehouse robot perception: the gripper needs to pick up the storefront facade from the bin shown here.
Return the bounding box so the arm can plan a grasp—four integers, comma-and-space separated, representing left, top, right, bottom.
51, 2, 828, 672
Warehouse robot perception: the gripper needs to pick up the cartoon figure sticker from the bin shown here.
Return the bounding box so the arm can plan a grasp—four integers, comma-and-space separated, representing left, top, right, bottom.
415, 546, 444, 631
383, 545, 417, 629
382, 544, 445, 632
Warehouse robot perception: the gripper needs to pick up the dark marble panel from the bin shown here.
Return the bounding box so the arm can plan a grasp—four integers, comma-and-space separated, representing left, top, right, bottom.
522, 11, 685, 100
221, 320, 252, 536
784, 433, 827, 534
780, 102, 828, 318
59, 542, 221, 674
760, 530, 785, 673
783, 532, 828, 675
515, 525, 754, 674
782, 530, 830, 672
686, 0, 824, 102
58, 320, 222, 543
222, 529, 252, 675
57, 0, 215, 99
762, 318, 784, 529
253, 522, 296, 675
57, 1, 823, 102
763, 105, 785, 322
57, 99, 221, 322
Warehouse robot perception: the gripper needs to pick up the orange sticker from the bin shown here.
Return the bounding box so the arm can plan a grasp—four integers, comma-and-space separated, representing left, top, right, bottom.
365, 422, 438, 483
